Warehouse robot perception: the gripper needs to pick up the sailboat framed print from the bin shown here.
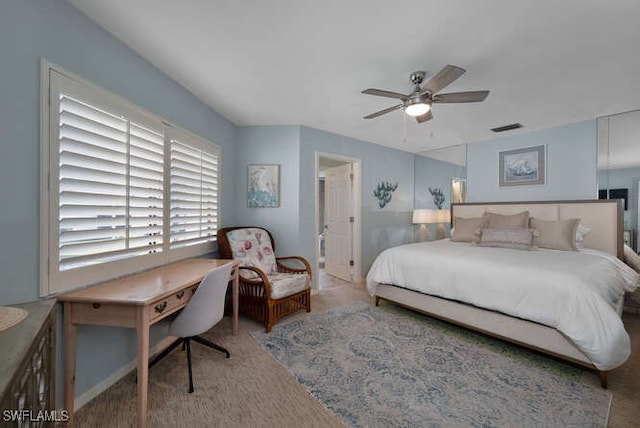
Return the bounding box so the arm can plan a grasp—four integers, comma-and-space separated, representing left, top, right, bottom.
498, 145, 546, 187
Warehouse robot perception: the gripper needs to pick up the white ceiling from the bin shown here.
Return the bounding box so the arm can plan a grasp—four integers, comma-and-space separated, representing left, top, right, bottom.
67, 0, 640, 154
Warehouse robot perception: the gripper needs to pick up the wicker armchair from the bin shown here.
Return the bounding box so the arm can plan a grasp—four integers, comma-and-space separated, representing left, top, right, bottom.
217, 226, 311, 333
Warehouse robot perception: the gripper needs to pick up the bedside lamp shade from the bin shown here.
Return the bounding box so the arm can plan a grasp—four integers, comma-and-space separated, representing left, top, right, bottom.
412, 209, 450, 224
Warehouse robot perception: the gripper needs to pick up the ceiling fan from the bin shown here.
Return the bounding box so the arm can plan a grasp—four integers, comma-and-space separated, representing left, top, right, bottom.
362, 65, 489, 123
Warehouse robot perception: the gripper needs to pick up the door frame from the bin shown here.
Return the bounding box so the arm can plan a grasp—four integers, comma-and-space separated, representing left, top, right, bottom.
315, 152, 362, 283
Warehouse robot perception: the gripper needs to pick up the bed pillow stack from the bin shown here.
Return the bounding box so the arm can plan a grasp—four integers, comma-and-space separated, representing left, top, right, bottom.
452, 210, 585, 252
451, 211, 534, 249
476, 211, 535, 250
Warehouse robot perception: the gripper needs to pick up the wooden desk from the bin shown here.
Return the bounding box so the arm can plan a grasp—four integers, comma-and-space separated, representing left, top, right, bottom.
58, 258, 239, 428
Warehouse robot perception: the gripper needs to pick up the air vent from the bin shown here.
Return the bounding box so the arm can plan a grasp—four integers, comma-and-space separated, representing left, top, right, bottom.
491, 123, 523, 133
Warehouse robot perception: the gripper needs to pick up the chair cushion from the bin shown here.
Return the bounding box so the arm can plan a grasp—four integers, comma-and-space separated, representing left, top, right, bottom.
226, 228, 277, 277
268, 273, 310, 299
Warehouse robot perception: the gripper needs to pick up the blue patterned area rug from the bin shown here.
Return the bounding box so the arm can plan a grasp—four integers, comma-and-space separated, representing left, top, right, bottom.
251, 302, 611, 427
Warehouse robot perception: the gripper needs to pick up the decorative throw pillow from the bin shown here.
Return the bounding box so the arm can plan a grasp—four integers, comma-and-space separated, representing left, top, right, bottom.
485, 211, 530, 229
574, 224, 592, 249
476, 228, 534, 250
530, 218, 580, 251
226, 228, 278, 278
451, 216, 487, 242
623, 244, 640, 273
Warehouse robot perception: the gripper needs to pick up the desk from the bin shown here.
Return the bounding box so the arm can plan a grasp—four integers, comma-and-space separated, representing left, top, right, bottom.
58, 258, 239, 428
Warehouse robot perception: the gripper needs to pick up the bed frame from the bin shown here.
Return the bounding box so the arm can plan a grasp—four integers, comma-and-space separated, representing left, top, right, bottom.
373, 200, 624, 388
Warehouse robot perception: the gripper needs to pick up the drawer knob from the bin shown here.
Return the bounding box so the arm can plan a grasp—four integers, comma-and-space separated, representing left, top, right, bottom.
154, 302, 168, 313
176, 291, 185, 299
92, 303, 100, 309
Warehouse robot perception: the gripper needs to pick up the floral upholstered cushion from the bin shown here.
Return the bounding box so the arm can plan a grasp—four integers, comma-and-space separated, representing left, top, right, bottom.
267, 273, 310, 299
226, 228, 277, 277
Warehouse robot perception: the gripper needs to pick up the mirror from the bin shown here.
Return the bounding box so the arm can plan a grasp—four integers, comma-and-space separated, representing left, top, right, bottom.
413, 144, 467, 241
597, 109, 640, 251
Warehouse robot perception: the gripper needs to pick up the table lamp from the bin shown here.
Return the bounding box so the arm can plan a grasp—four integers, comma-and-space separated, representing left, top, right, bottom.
412, 208, 450, 241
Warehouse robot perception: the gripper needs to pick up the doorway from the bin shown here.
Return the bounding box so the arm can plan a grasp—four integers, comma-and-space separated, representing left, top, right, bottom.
316, 153, 362, 290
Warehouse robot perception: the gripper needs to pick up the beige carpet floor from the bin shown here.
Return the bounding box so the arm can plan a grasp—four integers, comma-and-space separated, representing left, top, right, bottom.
74, 281, 640, 427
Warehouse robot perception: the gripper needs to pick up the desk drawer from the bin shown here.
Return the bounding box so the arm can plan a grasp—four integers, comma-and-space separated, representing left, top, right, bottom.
150, 285, 198, 322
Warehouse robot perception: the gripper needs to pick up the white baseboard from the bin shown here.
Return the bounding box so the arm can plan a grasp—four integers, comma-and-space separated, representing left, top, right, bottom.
74, 336, 176, 410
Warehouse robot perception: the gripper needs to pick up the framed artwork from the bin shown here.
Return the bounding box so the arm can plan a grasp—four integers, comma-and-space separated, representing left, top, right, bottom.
498, 145, 546, 187
247, 164, 280, 207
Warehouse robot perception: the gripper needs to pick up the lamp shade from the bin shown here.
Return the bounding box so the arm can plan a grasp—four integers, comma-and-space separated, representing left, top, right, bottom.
412, 208, 450, 224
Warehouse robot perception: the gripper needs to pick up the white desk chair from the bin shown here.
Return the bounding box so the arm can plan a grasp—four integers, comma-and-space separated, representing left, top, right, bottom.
149, 263, 233, 393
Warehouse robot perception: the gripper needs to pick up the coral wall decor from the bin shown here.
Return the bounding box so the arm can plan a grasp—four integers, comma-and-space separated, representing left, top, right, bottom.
373, 181, 398, 208
428, 186, 445, 209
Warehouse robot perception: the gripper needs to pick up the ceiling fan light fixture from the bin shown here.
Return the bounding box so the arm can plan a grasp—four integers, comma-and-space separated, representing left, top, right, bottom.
362, 65, 489, 123
405, 99, 431, 117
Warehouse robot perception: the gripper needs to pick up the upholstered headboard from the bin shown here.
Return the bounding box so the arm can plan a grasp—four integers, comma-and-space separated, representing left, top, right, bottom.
451, 200, 623, 259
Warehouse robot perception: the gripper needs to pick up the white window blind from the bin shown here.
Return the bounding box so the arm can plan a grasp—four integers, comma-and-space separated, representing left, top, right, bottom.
41, 63, 220, 296
58, 96, 164, 270
170, 139, 219, 249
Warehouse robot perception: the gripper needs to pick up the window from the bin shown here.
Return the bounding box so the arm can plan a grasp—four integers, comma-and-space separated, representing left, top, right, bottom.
41, 62, 220, 295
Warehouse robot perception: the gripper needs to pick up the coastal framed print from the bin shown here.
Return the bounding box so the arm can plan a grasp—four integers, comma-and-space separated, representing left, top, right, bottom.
247, 164, 280, 207
498, 145, 546, 187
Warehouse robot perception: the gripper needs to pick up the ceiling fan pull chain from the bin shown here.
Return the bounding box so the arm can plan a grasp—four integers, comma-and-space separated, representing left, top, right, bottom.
403, 109, 407, 143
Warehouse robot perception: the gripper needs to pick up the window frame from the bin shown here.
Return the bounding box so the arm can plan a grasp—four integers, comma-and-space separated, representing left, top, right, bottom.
40, 60, 220, 296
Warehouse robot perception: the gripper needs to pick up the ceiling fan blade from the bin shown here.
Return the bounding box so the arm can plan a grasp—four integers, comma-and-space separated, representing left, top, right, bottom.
362, 88, 409, 100
415, 110, 433, 123
363, 104, 403, 119
433, 90, 490, 103
422, 65, 466, 94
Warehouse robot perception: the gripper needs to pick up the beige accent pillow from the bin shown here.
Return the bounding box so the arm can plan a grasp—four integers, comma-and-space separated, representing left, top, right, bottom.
451, 217, 487, 242
530, 218, 580, 251
485, 211, 530, 229
476, 228, 534, 251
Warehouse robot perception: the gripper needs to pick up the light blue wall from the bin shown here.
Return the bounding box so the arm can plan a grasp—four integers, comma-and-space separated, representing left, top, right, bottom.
0, 0, 237, 305
599, 167, 640, 235
413, 155, 465, 238
299, 126, 415, 281
0, 0, 237, 402
414, 155, 465, 209
233, 125, 415, 285
233, 126, 301, 256
466, 120, 597, 202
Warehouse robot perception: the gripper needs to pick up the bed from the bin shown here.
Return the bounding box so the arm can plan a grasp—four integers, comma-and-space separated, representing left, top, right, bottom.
366, 200, 639, 388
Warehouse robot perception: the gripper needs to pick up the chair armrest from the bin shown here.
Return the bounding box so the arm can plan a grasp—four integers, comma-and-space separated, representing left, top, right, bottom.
238, 266, 272, 295
276, 256, 312, 280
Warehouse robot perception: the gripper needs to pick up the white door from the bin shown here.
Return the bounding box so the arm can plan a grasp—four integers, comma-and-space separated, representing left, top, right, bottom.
324, 163, 353, 281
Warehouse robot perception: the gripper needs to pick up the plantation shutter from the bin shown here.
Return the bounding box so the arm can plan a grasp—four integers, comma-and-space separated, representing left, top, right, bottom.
170, 139, 219, 249
57, 95, 164, 270
43, 64, 222, 296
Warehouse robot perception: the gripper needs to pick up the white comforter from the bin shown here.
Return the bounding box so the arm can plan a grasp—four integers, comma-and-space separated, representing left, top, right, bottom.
366, 239, 639, 370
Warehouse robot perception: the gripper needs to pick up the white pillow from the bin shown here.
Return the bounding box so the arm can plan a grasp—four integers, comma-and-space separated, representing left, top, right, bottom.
623, 244, 640, 273
574, 224, 591, 249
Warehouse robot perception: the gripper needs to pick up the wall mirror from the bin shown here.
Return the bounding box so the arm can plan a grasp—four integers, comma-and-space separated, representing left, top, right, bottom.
597, 109, 640, 251
413, 144, 467, 240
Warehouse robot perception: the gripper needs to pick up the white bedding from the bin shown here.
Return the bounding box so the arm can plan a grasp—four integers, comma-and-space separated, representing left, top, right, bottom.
366, 239, 639, 370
